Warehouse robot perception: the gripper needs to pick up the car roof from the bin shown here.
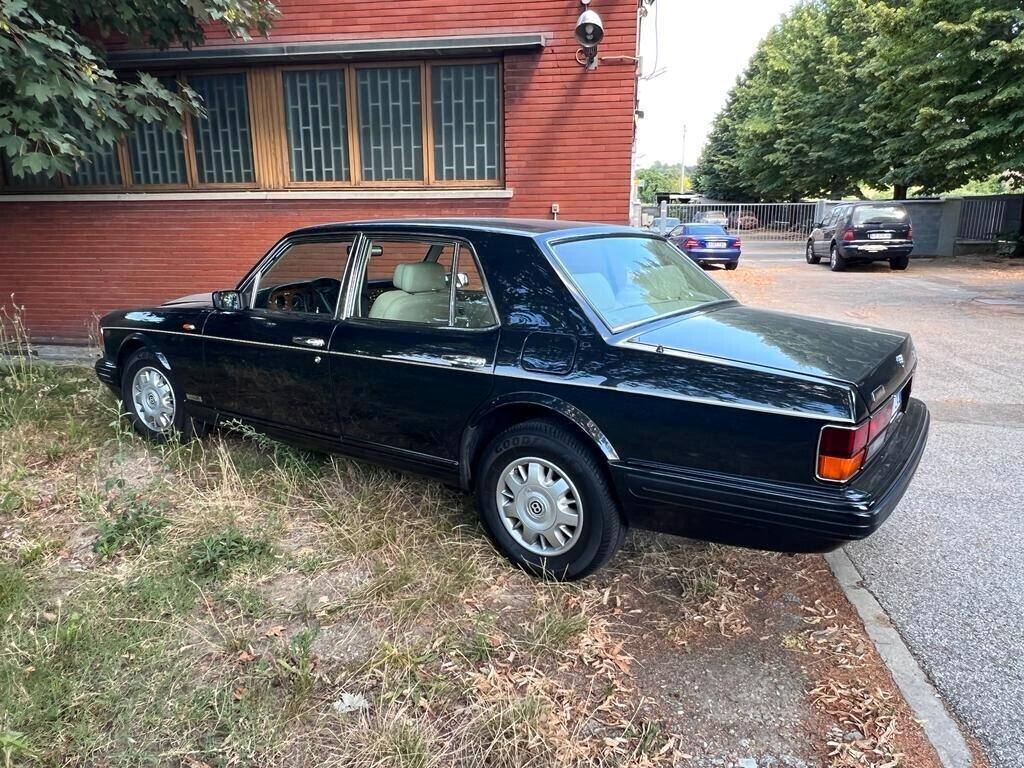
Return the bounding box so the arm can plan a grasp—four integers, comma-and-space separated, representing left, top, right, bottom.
285, 217, 642, 241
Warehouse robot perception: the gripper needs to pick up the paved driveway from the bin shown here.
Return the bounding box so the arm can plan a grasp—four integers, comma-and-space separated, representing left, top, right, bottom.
717, 245, 1024, 768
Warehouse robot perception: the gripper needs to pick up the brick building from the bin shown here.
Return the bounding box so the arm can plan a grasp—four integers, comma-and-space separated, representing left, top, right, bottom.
0, 0, 643, 340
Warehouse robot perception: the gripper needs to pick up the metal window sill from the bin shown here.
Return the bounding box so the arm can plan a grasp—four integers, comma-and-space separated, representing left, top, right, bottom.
0, 188, 514, 202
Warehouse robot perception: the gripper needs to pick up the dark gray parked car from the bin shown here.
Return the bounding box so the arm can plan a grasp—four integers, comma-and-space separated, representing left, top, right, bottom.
807, 203, 913, 272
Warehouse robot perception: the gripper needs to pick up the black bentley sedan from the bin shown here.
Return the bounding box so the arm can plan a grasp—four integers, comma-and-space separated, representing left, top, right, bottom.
96, 219, 929, 579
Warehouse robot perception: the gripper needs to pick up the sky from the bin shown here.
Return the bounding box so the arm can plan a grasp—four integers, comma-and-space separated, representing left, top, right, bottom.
635, 0, 798, 169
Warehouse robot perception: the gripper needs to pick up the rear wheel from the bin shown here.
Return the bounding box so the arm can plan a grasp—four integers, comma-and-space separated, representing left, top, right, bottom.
475, 419, 624, 580
889, 255, 910, 270
724, 261, 738, 271
829, 243, 846, 272
121, 349, 205, 442
805, 241, 821, 264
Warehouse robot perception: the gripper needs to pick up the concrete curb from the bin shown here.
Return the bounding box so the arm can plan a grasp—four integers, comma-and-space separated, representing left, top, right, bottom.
825, 549, 973, 768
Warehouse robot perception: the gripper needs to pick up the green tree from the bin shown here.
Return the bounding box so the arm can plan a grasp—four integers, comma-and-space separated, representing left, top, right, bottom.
863, 0, 1024, 198
693, 0, 1024, 201
0, 0, 277, 179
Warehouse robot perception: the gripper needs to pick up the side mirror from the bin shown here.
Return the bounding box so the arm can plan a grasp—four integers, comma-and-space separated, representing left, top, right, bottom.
212, 289, 243, 311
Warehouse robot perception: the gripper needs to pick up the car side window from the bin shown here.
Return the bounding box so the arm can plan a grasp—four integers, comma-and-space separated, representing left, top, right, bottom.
452, 247, 497, 329
251, 238, 353, 315
352, 237, 497, 328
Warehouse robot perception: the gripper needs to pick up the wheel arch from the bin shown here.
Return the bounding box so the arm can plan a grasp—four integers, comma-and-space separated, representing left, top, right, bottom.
115, 333, 165, 379
459, 393, 619, 489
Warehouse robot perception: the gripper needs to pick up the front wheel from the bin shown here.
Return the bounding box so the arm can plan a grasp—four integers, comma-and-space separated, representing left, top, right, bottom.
889, 255, 910, 270
806, 241, 821, 264
121, 349, 204, 442
829, 244, 846, 272
475, 419, 625, 580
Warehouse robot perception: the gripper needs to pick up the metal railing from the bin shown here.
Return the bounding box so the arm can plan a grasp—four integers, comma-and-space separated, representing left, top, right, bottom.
958, 196, 1011, 242
643, 202, 818, 241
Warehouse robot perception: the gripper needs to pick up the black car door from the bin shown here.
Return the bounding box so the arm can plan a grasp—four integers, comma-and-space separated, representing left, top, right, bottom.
329, 234, 499, 466
202, 234, 356, 438
819, 206, 844, 254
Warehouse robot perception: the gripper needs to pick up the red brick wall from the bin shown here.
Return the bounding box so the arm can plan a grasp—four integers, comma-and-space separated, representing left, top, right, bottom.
0, 0, 639, 339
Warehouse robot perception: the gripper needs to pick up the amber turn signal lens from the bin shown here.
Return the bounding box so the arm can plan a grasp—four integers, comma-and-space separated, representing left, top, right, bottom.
818, 452, 864, 482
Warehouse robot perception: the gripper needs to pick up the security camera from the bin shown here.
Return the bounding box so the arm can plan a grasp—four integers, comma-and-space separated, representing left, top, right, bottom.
575, 8, 605, 48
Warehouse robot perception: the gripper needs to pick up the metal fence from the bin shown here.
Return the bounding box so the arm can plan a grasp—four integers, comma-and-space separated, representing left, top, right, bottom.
642, 202, 818, 242
957, 195, 1020, 242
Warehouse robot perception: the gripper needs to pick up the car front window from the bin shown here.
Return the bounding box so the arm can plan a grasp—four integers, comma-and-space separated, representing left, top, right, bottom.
551, 235, 732, 332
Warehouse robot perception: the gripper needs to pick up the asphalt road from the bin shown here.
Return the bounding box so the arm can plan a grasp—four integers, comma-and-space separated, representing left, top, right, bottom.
717, 244, 1024, 768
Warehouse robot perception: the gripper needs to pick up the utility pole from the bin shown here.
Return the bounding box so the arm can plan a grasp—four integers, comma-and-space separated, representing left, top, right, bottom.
680, 123, 687, 194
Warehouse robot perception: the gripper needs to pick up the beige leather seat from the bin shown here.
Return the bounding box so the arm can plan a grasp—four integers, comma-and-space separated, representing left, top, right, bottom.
369, 262, 449, 324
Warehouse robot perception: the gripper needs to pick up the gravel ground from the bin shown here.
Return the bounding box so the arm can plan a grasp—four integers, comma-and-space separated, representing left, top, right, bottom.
719, 246, 1024, 768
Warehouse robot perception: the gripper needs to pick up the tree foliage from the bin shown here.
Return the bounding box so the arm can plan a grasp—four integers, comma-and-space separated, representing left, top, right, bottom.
0, 0, 277, 178
694, 0, 1024, 201
636, 161, 697, 203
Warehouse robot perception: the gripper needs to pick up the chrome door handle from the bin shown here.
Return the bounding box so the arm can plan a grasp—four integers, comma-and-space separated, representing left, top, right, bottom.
292, 336, 325, 348
442, 354, 487, 368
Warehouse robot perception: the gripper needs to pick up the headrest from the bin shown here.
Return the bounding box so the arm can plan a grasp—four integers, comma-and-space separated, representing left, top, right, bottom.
395, 262, 446, 293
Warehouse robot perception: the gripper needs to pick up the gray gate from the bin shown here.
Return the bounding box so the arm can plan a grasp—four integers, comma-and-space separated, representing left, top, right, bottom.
645, 202, 818, 242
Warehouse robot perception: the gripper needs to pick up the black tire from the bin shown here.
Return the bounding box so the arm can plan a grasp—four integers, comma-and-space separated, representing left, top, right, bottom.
829, 243, 846, 272
724, 262, 738, 271
120, 348, 205, 442
889, 255, 910, 271
475, 419, 625, 580
805, 241, 821, 264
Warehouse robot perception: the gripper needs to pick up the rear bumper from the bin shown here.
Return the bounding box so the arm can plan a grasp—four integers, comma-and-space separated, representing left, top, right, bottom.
95, 357, 120, 391
840, 242, 914, 260
611, 398, 930, 553
684, 249, 741, 263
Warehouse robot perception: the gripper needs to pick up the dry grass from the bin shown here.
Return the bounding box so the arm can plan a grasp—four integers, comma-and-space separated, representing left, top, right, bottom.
1, 306, 942, 767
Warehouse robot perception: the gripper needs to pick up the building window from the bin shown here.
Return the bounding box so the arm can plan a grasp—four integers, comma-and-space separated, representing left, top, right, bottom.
68, 144, 123, 187
189, 72, 255, 184
1, 59, 503, 194
128, 77, 188, 186
431, 63, 499, 182
283, 69, 350, 183
357, 66, 424, 182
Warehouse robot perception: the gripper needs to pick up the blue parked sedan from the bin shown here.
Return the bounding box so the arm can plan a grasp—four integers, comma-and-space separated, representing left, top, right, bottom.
668, 223, 741, 270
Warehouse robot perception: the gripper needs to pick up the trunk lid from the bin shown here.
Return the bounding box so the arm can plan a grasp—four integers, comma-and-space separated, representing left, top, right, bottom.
627, 305, 913, 416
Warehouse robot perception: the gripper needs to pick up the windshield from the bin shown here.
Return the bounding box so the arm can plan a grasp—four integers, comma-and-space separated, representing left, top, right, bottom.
551, 235, 732, 332
682, 224, 728, 237
852, 205, 908, 226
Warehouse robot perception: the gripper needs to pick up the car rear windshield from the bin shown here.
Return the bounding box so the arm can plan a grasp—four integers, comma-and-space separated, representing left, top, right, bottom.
852, 206, 908, 226
684, 225, 728, 236
551, 235, 732, 332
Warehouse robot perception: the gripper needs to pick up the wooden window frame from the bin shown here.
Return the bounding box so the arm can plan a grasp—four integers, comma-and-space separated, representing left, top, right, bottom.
2, 58, 504, 194
277, 63, 357, 189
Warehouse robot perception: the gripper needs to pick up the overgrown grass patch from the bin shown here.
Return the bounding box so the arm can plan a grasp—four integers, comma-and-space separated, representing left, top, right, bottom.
3, 349, 914, 767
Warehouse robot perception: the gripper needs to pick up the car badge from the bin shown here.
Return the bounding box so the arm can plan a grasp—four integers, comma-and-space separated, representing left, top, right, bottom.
896, 353, 905, 367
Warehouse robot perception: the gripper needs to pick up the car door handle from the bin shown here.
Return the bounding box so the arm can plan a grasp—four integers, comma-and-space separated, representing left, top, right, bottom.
441, 354, 487, 368
292, 336, 325, 348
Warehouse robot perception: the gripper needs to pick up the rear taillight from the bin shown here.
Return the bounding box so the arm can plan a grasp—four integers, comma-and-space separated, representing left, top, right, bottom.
842, 229, 855, 242
734, 238, 742, 248
682, 237, 700, 249
818, 397, 900, 482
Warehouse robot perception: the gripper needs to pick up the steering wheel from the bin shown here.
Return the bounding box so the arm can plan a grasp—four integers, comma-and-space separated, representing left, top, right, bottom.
308, 277, 340, 315
267, 278, 339, 314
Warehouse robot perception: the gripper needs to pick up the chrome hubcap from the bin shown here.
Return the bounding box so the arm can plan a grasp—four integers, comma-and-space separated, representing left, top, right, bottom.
132, 366, 175, 433
496, 457, 582, 556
